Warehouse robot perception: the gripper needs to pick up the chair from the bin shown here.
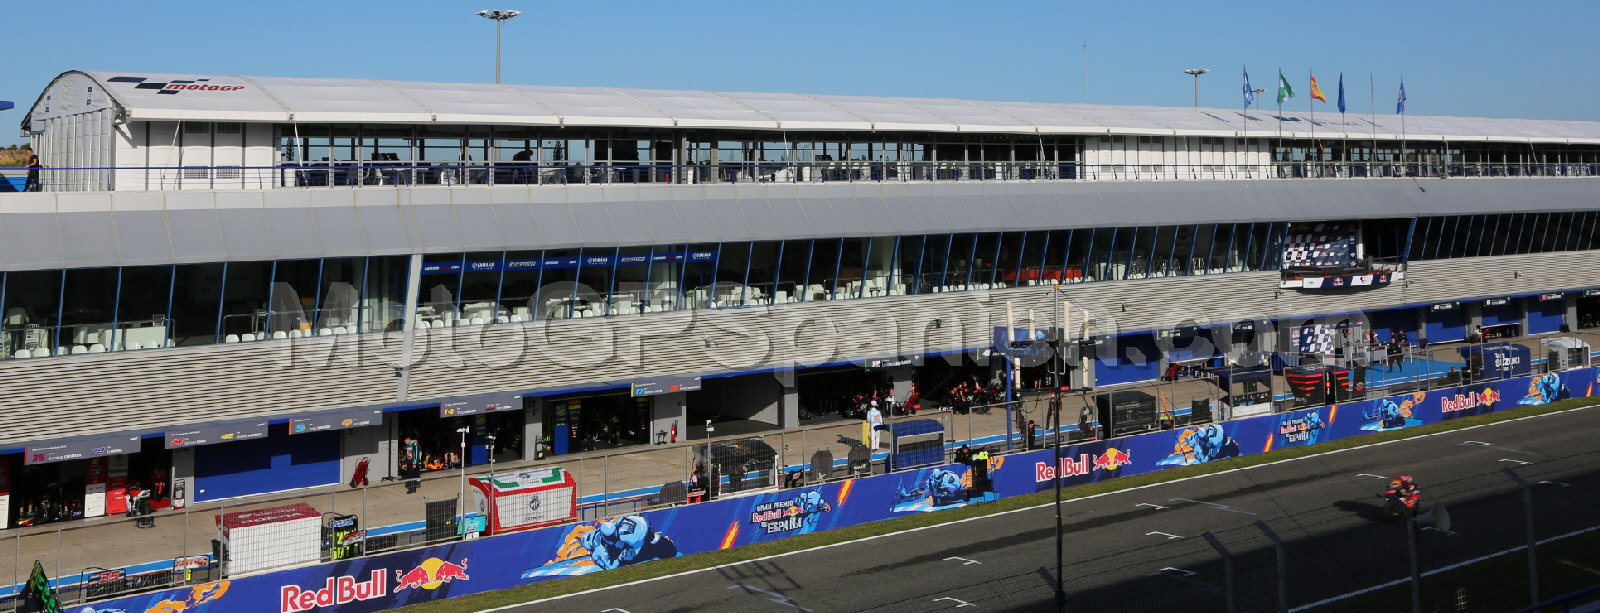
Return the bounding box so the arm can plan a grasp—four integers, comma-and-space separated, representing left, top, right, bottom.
470, 318, 487, 326
415, 320, 430, 330
271, 331, 288, 340
71, 345, 88, 355
13, 349, 30, 358
88, 343, 106, 353
55, 347, 69, 357
333, 326, 349, 335
125, 343, 143, 351
224, 334, 240, 344
319, 328, 333, 336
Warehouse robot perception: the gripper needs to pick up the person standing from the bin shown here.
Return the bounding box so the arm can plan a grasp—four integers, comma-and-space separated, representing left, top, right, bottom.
866, 400, 884, 449
23, 147, 43, 192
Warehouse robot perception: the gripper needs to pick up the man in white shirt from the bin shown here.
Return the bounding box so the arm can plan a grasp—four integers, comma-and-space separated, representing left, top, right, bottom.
867, 400, 884, 449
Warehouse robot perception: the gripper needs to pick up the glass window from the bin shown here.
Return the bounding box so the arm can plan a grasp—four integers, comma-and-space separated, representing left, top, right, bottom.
534, 249, 580, 319
3, 270, 62, 358
613, 246, 653, 314
1088, 227, 1118, 281
419, 253, 465, 325
171, 263, 223, 346
807, 239, 841, 300
681, 244, 719, 309
836, 238, 868, 299
896, 236, 926, 296
775, 240, 809, 304
60, 269, 118, 353
923, 235, 954, 293
574, 247, 616, 315
317, 257, 365, 333
365, 256, 411, 332
646, 245, 683, 312
220, 261, 272, 341
863, 237, 897, 297
270, 259, 320, 336
460, 251, 505, 324
745, 242, 781, 306
116, 266, 174, 350
500, 251, 542, 321
948, 234, 977, 289
713, 242, 753, 307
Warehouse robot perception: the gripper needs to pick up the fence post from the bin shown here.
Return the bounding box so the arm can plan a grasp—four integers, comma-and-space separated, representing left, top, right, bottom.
1255, 520, 1289, 613
1201, 531, 1236, 613
603, 454, 610, 513
1504, 467, 1539, 606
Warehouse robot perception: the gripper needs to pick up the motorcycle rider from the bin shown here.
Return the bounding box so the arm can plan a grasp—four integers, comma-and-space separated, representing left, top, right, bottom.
1384, 474, 1421, 516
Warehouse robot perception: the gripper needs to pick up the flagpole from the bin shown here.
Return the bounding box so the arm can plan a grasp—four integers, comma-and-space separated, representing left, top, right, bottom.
1309, 69, 1316, 169
1400, 75, 1408, 177
1370, 73, 1377, 175
1340, 72, 1347, 173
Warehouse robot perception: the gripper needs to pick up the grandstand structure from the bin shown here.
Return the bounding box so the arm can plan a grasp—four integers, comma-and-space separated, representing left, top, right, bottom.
2, 69, 1598, 513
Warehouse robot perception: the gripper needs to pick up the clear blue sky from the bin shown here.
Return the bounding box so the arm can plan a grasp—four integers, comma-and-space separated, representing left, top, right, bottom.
5, 0, 1598, 146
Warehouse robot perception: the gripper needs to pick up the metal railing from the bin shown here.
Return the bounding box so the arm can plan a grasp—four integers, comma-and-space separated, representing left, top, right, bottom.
6, 161, 1600, 193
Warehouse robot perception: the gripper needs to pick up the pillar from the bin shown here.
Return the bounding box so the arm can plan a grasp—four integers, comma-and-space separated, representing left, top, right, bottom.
650, 392, 687, 445
523, 398, 543, 459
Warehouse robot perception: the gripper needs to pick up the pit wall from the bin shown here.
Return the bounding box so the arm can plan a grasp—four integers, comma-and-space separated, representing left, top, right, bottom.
91, 368, 1600, 613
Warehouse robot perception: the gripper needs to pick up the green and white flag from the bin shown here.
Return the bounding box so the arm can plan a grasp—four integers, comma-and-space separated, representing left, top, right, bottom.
1276, 70, 1295, 106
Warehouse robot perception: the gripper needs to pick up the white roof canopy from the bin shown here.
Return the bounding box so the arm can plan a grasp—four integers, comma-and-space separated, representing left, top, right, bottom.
21, 70, 1600, 144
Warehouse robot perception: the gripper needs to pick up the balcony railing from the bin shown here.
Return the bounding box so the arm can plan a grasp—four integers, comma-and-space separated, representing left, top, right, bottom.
7, 160, 1600, 192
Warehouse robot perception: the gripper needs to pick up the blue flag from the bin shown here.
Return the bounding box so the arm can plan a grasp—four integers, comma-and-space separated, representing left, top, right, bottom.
1337, 72, 1346, 114
1243, 67, 1255, 108
1397, 81, 1407, 114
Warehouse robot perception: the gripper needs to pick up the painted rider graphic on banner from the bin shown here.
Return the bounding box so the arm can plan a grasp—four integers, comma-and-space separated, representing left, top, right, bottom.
1157, 424, 1240, 465
1362, 393, 1425, 431
891, 463, 998, 513
1519, 373, 1569, 405
521, 516, 679, 579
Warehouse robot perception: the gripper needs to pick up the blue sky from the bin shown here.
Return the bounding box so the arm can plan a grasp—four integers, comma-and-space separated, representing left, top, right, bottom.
5, 1, 1598, 145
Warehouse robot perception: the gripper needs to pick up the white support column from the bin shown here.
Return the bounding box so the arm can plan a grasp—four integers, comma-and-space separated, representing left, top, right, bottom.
395, 253, 424, 401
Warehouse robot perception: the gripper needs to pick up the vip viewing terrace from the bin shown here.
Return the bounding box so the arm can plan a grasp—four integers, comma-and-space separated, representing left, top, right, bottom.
18, 70, 1600, 192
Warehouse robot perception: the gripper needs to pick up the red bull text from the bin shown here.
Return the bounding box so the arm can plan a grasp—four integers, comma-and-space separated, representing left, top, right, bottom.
1033, 449, 1131, 482
279, 570, 385, 613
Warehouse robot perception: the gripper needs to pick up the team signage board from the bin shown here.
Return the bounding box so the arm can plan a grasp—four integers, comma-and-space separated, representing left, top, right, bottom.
165, 419, 271, 449
1539, 292, 1565, 302
289, 408, 382, 435
420, 252, 719, 275
631, 376, 702, 397
1586, 289, 1600, 297
23, 433, 141, 465
864, 355, 921, 370
1430, 301, 1460, 311
440, 393, 522, 418
1484, 297, 1511, 307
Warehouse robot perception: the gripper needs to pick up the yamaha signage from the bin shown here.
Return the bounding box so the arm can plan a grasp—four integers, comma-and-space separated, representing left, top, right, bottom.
1431, 301, 1460, 312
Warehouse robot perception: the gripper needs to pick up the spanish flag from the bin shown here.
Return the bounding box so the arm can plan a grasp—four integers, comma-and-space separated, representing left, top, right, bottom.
1310, 75, 1328, 103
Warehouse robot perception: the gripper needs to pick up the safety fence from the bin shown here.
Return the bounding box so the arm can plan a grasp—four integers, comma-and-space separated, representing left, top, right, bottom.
18, 365, 1595, 612
7, 160, 1600, 193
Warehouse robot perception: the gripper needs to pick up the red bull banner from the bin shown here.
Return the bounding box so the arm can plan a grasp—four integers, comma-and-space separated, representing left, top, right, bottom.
87, 367, 1599, 613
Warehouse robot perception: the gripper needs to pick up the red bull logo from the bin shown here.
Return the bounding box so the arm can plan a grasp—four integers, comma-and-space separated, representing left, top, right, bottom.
394, 557, 471, 592
1034, 449, 1132, 482
1440, 388, 1500, 413
279, 571, 385, 613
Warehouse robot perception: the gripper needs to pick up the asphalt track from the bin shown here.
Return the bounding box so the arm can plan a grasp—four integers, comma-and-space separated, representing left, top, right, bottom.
497, 405, 1600, 613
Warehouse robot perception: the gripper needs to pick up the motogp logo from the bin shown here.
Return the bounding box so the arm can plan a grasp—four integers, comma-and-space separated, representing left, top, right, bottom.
107, 76, 246, 95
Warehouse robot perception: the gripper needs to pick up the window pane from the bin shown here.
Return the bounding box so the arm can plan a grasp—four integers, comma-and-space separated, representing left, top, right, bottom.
171, 264, 223, 346
117, 266, 174, 350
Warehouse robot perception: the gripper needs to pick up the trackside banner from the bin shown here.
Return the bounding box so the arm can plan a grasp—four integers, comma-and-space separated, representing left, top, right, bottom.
87, 368, 1600, 612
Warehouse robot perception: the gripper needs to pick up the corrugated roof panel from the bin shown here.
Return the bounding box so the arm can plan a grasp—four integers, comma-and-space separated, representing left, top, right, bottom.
900, 97, 1033, 133
503, 85, 673, 128
808, 94, 958, 132
978, 101, 1110, 134
385, 80, 560, 125
1049, 104, 1172, 134
616, 88, 777, 129
242, 76, 430, 123
716, 91, 869, 131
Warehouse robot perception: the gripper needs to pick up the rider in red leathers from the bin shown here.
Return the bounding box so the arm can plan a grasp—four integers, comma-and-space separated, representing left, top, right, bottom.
1385, 474, 1421, 516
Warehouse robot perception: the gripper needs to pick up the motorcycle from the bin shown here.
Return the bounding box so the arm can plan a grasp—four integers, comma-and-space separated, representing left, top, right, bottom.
1380, 491, 1417, 522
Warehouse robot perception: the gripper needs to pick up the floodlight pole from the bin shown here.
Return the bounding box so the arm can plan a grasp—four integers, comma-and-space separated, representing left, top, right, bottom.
478, 9, 522, 84
1185, 69, 1212, 107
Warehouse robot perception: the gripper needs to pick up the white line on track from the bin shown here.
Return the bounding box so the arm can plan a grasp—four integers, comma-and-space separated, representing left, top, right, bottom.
1288, 524, 1600, 612
482, 403, 1600, 613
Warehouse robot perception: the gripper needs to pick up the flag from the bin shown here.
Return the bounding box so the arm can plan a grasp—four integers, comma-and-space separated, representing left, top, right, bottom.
1242, 67, 1255, 108
1337, 72, 1346, 114
1310, 75, 1327, 103
1276, 70, 1295, 105
1396, 81, 1407, 114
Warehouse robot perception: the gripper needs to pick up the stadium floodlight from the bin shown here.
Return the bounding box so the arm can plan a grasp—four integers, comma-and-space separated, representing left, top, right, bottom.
1184, 69, 1211, 107
477, 9, 523, 84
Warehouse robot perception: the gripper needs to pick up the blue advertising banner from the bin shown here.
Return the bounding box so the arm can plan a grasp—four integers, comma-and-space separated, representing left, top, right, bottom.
90, 368, 1600, 613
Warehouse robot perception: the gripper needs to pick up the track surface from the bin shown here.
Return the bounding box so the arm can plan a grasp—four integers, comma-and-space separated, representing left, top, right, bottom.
500, 406, 1600, 613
